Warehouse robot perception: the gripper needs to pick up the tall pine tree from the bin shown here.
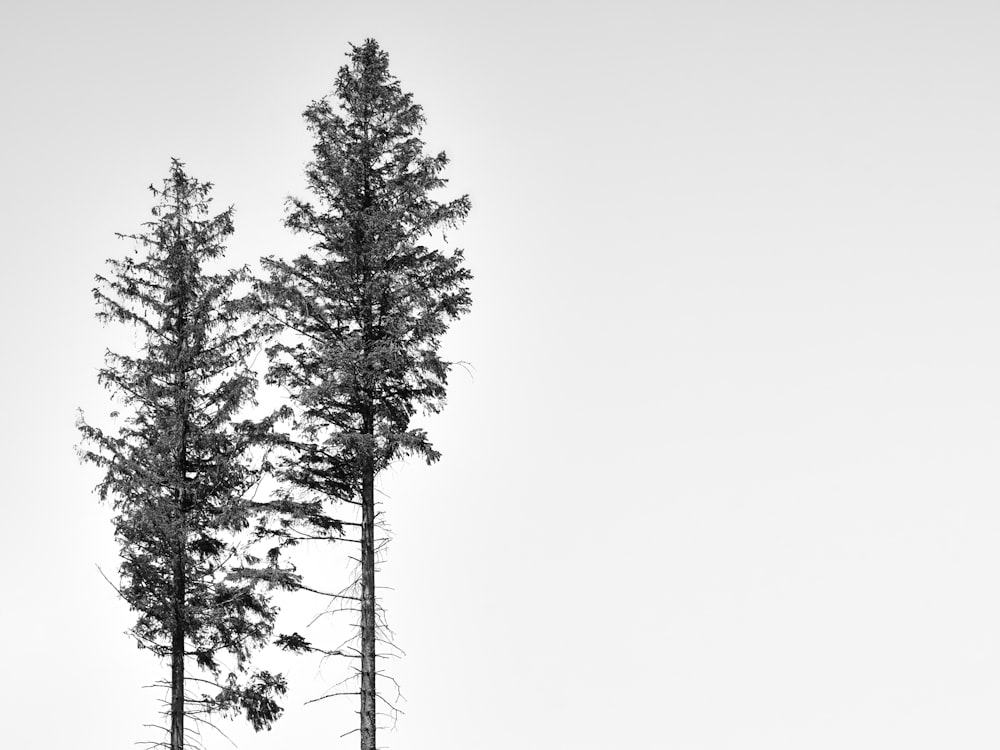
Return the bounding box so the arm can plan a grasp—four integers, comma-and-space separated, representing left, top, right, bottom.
79, 161, 292, 749
256, 39, 472, 749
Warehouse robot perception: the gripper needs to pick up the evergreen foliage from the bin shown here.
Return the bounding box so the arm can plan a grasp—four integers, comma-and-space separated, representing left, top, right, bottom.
79, 161, 293, 748
255, 39, 472, 749
260, 39, 472, 483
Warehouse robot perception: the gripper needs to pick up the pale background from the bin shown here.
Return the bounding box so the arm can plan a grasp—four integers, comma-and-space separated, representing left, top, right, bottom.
3, 0, 1000, 747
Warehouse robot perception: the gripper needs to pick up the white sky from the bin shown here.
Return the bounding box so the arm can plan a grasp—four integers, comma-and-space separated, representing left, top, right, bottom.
3, 0, 1000, 747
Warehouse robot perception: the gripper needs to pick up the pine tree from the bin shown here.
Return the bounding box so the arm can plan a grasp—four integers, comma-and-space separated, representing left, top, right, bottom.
256, 39, 472, 749
79, 160, 293, 749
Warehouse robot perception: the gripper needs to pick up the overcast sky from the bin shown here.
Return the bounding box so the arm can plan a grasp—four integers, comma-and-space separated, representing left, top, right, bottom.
4, 0, 1000, 748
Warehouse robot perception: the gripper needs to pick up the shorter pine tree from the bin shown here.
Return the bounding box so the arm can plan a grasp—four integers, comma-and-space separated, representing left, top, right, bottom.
79, 160, 294, 749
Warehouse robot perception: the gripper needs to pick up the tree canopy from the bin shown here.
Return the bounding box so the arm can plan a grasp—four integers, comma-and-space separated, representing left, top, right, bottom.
79, 160, 291, 748
256, 39, 472, 749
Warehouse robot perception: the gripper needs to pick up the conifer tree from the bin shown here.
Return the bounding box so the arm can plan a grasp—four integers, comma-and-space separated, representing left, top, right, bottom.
256, 39, 472, 750
79, 161, 292, 750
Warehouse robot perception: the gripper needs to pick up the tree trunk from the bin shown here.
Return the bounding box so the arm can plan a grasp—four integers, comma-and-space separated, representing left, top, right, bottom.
170, 540, 185, 750
360, 432, 377, 750
172, 244, 189, 750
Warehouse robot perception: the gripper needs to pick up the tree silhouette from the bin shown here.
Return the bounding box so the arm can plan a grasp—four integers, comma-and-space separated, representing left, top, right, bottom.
257, 39, 472, 750
80, 161, 292, 749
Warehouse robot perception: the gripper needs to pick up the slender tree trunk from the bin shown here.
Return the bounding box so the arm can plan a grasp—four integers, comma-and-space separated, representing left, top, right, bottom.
170, 541, 185, 750
359, 414, 377, 750
170, 444, 188, 750
171, 221, 189, 750
357, 102, 378, 749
